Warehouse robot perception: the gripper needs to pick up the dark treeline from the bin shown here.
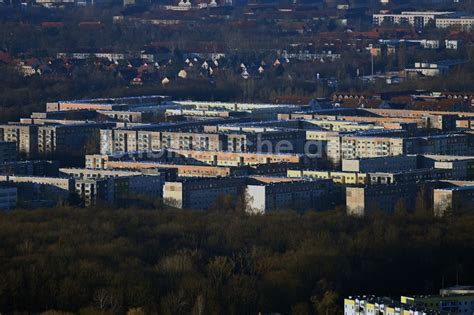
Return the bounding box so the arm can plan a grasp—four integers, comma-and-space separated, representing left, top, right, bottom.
0, 206, 473, 314
1, 3, 474, 124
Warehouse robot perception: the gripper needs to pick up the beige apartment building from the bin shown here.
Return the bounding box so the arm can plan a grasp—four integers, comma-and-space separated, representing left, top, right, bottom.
0, 124, 38, 157
346, 183, 420, 216
37, 123, 112, 156
278, 113, 422, 128
90, 160, 247, 177
436, 17, 474, 30
327, 133, 471, 164
245, 178, 336, 214
1, 122, 113, 157
86, 150, 308, 170
433, 181, 474, 216
165, 149, 305, 166
0, 175, 73, 206
163, 177, 247, 209
100, 129, 224, 154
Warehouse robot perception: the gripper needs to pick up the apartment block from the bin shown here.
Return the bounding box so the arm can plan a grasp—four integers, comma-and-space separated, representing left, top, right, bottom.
345, 296, 435, 315
105, 161, 248, 177
37, 122, 114, 156
0, 175, 73, 206
86, 150, 312, 169
342, 155, 419, 173
163, 149, 307, 167
60, 168, 148, 179
0, 160, 59, 177
306, 120, 384, 132
327, 133, 406, 164
368, 169, 455, 184
163, 177, 247, 209
165, 109, 247, 120
280, 113, 423, 128
372, 11, 453, 28
75, 175, 164, 206
223, 129, 306, 154
346, 183, 420, 216
96, 110, 148, 123
100, 129, 139, 154
288, 169, 369, 185
30, 109, 98, 120
422, 155, 474, 180
245, 177, 336, 214
100, 129, 225, 154
0, 186, 17, 211
174, 100, 306, 112
328, 132, 471, 165
289, 168, 452, 185
436, 17, 474, 30
402, 290, 474, 315
433, 181, 474, 217
342, 155, 474, 180
46, 95, 168, 112
0, 124, 38, 157
0, 141, 17, 163
161, 131, 224, 151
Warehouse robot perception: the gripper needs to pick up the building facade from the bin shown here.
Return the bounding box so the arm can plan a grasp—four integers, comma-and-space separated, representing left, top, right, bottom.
0, 186, 17, 211
0, 141, 17, 163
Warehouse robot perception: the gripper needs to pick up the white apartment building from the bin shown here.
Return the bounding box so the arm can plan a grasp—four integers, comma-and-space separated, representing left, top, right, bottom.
373, 11, 454, 28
